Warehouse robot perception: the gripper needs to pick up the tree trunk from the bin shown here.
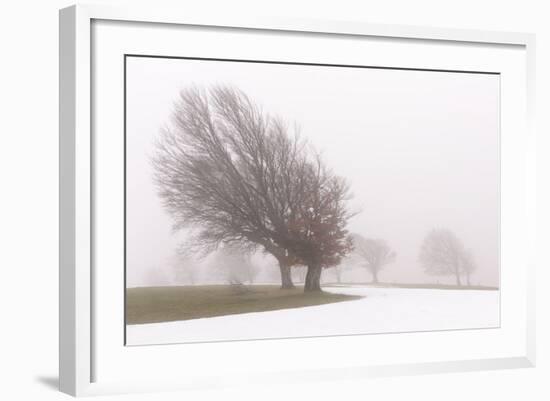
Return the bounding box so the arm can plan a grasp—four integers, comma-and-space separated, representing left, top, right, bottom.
466, 273, 471, 287
334, 266, 341, 283
304, 264, 323, 292
372, 270, 379, 284
299, 267, 306, 283
279, 262, 294, 289
455, 272, 462, 286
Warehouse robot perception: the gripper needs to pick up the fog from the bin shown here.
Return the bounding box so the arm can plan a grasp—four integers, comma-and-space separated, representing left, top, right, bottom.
125, 56, 499, 288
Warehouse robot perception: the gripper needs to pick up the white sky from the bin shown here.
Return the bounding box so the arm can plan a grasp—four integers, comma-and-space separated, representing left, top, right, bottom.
125, 56, 500, 287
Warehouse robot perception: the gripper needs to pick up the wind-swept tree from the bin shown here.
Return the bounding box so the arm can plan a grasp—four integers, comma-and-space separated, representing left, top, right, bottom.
153, 86, 353, 291
351, 234, 396, 283
274, 154, 354, 291
418, 228, 473, 286
153, 86, 299, 288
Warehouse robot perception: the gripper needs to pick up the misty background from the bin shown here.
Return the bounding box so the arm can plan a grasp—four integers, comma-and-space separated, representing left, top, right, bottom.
125, 56, 499, 288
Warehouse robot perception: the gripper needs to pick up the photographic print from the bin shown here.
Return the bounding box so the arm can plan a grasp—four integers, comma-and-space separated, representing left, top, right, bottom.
124, 56, 500, 346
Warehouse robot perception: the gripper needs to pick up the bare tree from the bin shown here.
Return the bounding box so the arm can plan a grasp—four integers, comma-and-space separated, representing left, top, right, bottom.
460, 249, 477, 287
282, 156, 354, 291
324, 257, 352, 284
210, 245, 257, 285
153, 86, 354, 292
351, 234, 396, 284
153, 86, 301, 288
171, 246, 198, 285
418, 228, 472, 286
333, 265, 343, 283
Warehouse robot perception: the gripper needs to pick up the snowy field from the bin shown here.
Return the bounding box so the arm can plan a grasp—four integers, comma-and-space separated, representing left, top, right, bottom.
126, 286, 499, 346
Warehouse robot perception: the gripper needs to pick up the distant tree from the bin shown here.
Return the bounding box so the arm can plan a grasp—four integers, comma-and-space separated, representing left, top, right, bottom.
351, 234, 396, 284
210, 245, 258, 285
460, 249, 477, 287
326, 258, 353, 284
171, 257, 195, 285
241, 254, 260, 284
418, 228, 475, 286
170, 244, 200, 285
293, 265, 307, 283
333, 265, 343, 283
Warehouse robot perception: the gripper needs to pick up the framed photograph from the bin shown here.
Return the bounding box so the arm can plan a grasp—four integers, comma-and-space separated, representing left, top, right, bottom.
59, 4, 536, 396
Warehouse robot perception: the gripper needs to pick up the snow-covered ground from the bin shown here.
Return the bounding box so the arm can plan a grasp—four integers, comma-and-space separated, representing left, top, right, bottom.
126, 286, 499, 346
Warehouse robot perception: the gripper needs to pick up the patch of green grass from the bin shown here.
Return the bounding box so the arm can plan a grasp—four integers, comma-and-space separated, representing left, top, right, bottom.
126, 285, 362, 325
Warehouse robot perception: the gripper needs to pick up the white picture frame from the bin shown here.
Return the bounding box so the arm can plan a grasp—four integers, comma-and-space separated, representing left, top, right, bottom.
59, 4, 536, 397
